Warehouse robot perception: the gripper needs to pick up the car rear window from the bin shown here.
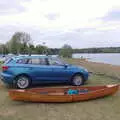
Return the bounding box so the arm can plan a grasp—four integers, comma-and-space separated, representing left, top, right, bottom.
4, 58, 13, 64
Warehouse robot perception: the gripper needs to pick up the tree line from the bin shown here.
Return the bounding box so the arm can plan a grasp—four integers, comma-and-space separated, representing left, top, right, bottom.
0, 32, 72, 58
73, 47, 120, 53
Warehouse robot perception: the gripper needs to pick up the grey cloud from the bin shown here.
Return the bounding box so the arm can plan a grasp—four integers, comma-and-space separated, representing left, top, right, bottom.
45, 13, 60, 20
33, 28, 120, 48
0, 0, 31, 15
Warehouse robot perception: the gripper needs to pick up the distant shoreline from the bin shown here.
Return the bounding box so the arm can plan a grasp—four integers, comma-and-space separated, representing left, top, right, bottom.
72, 53, 120, 66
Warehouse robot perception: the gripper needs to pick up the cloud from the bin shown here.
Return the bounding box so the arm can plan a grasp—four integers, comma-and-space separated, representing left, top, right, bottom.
0, 0, 31, 15
1, 25, 120, 48
45, 13, 60, 20
102, 8, 120, 21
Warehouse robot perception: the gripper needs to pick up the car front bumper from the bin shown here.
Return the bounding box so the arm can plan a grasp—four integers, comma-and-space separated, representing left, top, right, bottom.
83, 71, 91, 81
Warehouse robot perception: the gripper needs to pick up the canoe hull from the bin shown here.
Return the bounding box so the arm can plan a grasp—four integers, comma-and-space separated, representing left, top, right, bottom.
9, 84, 119, 103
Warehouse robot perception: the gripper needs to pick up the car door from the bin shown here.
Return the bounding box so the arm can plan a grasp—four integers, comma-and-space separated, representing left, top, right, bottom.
48, 57, 71, 83
26, 57, 53, 84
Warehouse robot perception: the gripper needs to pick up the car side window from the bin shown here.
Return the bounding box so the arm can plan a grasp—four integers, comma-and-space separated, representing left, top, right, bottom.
48, 58, 64, 65
28, 58, 39, 64
16, 58, 29, 64
28, 58, 46, 65
39, 58, 47, 65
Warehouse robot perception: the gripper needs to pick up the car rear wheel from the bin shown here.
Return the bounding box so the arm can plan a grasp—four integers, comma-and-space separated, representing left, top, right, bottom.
15, 75, 31, 89
72, 74, 84, 86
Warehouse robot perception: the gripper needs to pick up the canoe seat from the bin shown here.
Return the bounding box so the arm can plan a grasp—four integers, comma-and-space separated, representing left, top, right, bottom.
79, 89, 89, 93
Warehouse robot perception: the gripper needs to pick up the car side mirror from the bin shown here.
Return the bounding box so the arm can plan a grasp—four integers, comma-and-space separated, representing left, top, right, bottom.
64, 64, 68, 68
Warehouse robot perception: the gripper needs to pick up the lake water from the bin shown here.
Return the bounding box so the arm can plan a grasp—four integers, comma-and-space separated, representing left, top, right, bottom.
72, 53, 120, 66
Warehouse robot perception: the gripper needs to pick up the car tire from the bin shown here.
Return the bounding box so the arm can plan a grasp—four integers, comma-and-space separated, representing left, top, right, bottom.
15, 75, 31, 89
72, 74, 84, 86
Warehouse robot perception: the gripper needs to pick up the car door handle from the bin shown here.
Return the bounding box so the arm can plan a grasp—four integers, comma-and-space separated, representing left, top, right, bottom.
22, 66, 33, 70
26, 67, 33, 70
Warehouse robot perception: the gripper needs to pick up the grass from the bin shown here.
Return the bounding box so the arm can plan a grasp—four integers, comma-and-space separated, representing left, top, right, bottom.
0, 59, 120, 120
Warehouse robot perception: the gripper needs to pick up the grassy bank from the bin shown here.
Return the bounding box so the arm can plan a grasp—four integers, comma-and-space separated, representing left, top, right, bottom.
0, 59, 120, 120
66, 58, 120, 81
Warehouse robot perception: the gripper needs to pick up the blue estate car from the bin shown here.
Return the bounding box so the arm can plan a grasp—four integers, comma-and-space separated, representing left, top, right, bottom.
0, 56, 89, 89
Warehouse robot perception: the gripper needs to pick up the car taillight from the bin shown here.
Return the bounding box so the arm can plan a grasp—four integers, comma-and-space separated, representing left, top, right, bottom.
2, 66, 9, 71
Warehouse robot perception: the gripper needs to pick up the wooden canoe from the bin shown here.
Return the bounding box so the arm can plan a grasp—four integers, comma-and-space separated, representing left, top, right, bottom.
9, 84, 119, 103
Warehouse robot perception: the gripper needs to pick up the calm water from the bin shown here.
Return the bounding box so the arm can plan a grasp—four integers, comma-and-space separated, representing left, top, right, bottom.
72, 53, 120, 66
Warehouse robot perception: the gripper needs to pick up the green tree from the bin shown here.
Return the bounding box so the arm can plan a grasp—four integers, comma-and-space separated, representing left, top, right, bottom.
0, 44, 8, 54
35, 45, 48, 54
7, 32, 32, 54
59, 44, 73, 58
28, 44, 36, 55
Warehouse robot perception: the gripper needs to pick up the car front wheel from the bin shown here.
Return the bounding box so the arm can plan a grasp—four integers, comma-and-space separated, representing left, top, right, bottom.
72, 74, 84, 86
15, 75, 31, 89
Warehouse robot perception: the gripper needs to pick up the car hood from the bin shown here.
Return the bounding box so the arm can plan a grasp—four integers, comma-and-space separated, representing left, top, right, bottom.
68, 64, 88, 72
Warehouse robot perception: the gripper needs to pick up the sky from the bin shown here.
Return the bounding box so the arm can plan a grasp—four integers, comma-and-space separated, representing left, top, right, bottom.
0, 0, 120, 48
